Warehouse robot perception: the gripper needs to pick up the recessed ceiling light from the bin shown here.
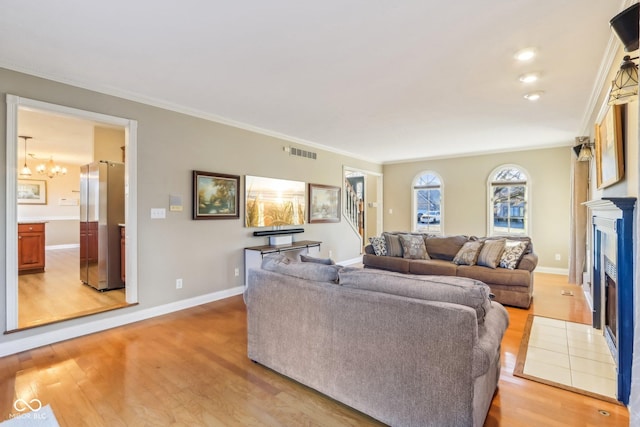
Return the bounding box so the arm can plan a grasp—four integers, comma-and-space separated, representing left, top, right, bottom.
515, 48, 537, 61
519, 72, 540, 83
524, 91, 544, 101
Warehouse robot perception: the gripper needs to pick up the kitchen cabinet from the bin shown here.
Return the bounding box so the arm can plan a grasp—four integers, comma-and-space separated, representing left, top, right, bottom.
18, 222, 46, 274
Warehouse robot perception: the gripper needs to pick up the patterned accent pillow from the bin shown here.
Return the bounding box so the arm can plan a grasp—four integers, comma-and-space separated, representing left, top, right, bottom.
452, 241, 484, 266
499, 240, 529, 269
477, 239, 506, 269
368, 236, 387, 256
383, 233, 404, 257
398, 234, 430, 260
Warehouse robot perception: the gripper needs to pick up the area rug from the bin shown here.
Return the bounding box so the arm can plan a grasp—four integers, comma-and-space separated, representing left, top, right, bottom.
0, 404, 60, 427
513, 314, 620, 404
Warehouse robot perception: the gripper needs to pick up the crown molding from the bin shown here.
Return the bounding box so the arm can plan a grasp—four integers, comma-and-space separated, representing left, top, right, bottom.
578, 0, 637, 134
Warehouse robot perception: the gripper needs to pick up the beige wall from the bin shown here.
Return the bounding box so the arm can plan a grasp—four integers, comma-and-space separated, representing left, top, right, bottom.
0, 67, 381, 344
382, 147, 572, 270
94, 126, 125, 163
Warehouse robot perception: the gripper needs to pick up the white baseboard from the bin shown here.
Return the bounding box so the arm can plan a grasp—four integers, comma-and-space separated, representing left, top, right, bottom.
0, 286, 245, 358
536, 266, 569, 276
339, 256, 364, 266
46, 244, 80, 250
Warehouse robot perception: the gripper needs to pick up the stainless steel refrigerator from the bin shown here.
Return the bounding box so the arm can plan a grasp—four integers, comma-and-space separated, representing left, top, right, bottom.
79, 161, 125, 290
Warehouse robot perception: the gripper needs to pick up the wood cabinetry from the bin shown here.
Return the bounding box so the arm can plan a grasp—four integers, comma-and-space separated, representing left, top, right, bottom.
18, 222, 46, 274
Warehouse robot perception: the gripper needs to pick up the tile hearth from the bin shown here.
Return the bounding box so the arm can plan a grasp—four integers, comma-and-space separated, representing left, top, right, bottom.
523, 316, 616, 399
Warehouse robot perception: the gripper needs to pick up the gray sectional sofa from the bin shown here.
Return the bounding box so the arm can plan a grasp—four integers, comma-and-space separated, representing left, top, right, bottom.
245, 254, 509, 427
363, 233, 538, 308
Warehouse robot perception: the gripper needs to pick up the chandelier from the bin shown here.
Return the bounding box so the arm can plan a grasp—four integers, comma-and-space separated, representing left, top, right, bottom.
36, 157, 67, 179
19, 135, 33, 176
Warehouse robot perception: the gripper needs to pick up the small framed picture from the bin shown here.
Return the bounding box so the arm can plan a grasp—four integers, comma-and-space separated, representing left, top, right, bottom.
193, 171, 240, 220
18, 179, 47, 205
308, 183, 341, 223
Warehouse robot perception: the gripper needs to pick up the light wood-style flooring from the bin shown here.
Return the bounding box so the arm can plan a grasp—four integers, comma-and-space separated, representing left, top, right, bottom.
0, 272, 629, 426
17, 248, 127, 330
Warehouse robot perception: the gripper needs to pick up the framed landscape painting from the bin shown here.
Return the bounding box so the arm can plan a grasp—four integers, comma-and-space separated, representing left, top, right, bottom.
595, 104, 624, 189
17, 179, 47, 205
308, 183, 341, 223
193, 171, 240, 220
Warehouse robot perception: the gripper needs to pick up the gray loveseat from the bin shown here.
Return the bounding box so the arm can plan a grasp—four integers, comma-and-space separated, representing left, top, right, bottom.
245, 255, 509, 427
364, 233, 538, 308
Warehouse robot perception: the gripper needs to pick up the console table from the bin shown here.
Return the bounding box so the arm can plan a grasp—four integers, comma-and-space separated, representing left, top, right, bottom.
244, 240, 321, 286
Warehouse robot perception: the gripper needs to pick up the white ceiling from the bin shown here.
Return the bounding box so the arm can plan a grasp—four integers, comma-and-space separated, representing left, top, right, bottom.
0, 1, 630, 164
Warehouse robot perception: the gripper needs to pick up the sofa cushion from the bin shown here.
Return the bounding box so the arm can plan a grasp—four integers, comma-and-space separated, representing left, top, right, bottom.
300, 254, 335, 265
338, 268, 492, 323
457, 265, 531, 288
399, 234, 430, 260
362, 254, 411, 273
499, 240, 529, 269
383, 233, 404, 257
476, 239, 505, 269
409, 259, 458, 276
368, 236, 387, 256
424, 235, 469, 261
452, 241, 483, 266
262, 254, 341, 283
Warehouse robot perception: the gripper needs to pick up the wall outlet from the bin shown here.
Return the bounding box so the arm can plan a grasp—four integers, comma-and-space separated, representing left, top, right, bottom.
329, 250, 333, 259
176, 278, 183, 289
388, 208, 393, 214
555, 254, 561, 261
234, 268, 239, 277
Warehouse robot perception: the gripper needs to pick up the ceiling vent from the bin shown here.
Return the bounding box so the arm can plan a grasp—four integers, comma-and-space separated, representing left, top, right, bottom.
289, 146, 317, 160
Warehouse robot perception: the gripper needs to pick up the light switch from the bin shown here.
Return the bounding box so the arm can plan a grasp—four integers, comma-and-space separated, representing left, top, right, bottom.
151, 208, 166, 219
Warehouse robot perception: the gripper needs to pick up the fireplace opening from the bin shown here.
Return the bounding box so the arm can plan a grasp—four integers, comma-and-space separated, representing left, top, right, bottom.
604, 257, 618, 351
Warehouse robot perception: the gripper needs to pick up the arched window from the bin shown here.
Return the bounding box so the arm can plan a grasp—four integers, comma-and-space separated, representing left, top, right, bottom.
488, 165, 529, 236
413, 171, 443, 234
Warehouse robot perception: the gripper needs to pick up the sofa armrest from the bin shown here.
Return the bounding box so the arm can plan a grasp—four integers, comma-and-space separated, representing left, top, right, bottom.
517, 253, 538, 272
364, 244, 375, 255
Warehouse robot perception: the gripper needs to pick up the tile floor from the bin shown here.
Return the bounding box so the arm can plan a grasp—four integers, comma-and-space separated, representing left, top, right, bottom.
524, 316, 617, 398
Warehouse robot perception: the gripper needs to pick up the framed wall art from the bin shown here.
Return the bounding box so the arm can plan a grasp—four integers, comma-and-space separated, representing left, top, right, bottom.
308, 183, 341, 223
193, 171, 240, 220
245, 175, 306, 227
17, 179, 47, 205
595, 104, 624, 189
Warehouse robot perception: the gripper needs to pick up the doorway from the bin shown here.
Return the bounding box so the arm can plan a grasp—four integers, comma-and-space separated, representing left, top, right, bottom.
6, 95, 139, 331
343, 166, 383, 249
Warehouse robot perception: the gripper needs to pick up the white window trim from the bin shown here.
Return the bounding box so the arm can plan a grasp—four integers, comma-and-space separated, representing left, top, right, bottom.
487, 164, 531, 237
412, 171, 444, 235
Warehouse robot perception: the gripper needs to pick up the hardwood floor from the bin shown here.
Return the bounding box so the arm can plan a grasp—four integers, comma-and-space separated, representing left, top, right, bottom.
0, 272, 629, 426
17, 248, 127, 330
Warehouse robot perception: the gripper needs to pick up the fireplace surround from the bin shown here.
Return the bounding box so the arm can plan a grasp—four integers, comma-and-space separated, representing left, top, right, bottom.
584, 197, 636, 405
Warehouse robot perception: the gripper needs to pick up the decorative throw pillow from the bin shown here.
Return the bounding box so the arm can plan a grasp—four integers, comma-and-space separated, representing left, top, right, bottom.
368, 236, 387, 256
499, 240, 529, 269
398, 234, 430, 260
383, 233, 404, 257
477, 239, 506, 269
300, 254, 335, 265
452, 241, 483, 266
